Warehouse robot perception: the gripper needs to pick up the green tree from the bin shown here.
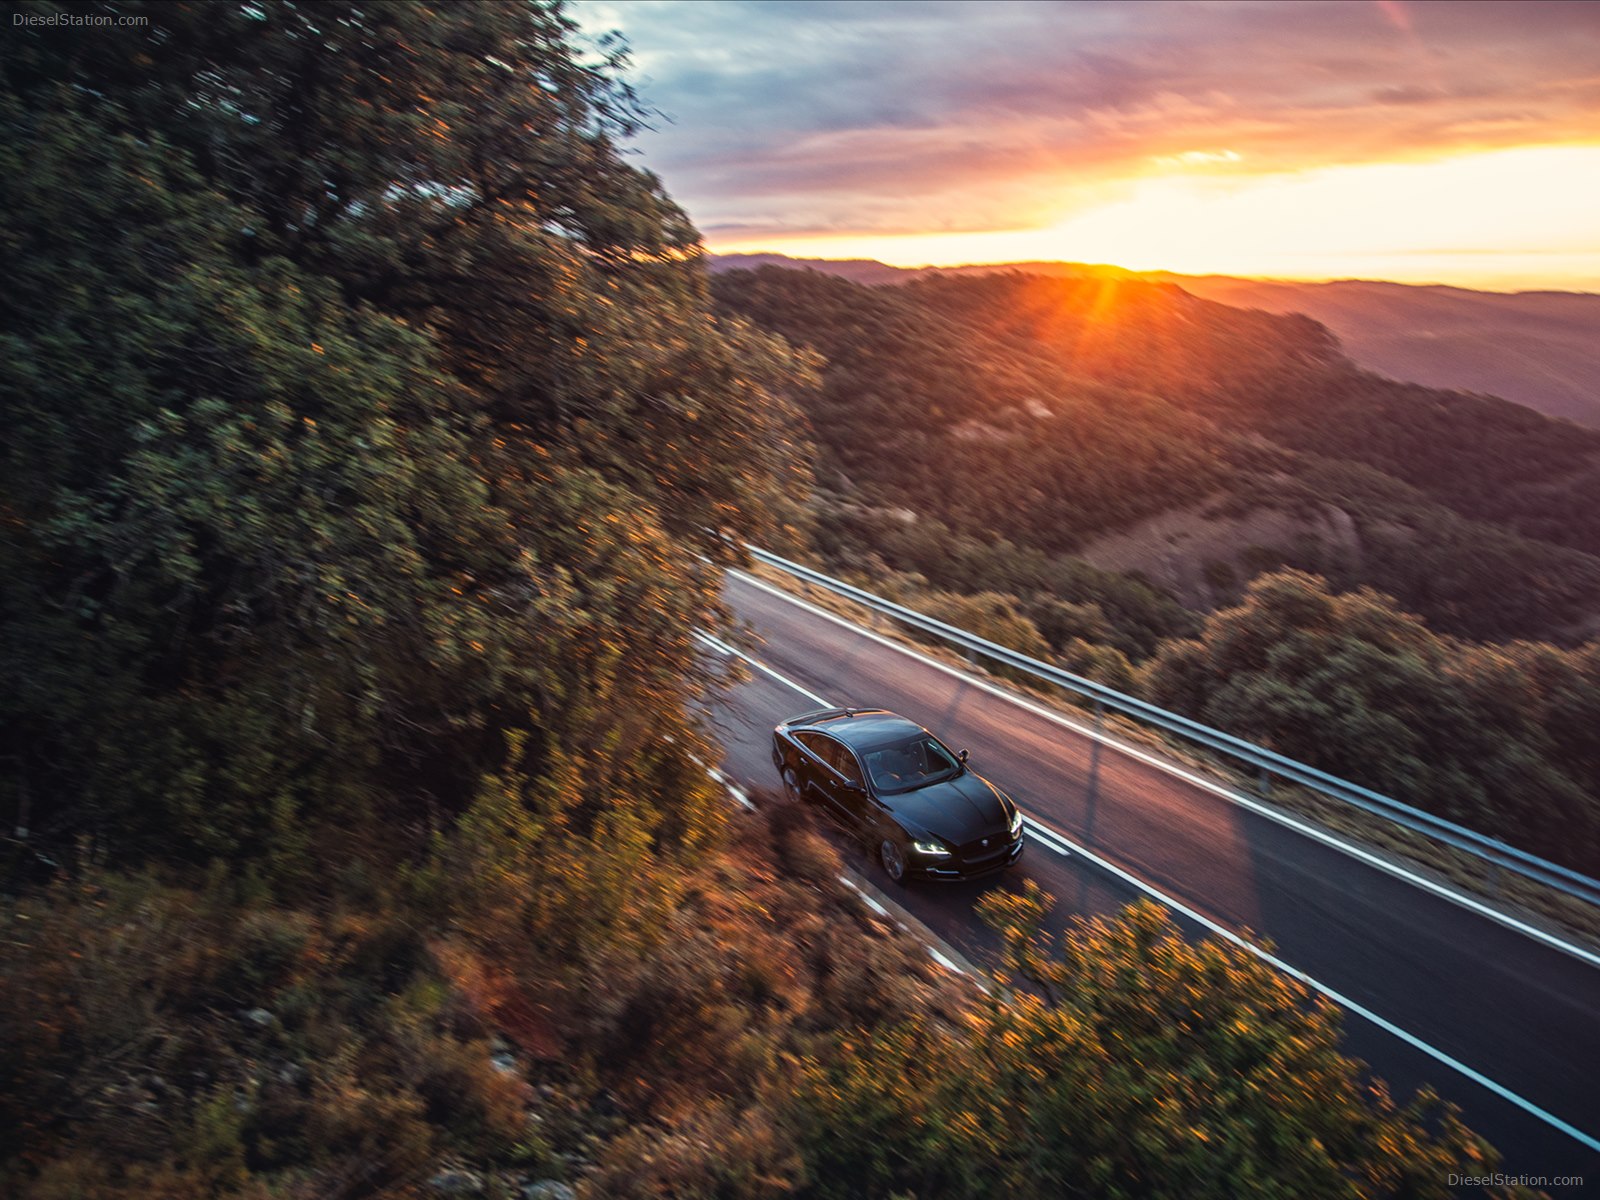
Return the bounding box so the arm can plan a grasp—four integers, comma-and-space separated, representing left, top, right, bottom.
0, 1, 815, 887
715, 265, 1600, 645
916, 591, 1052, 659
1143, 571, 1600, 871
797, 885, 1505, 1199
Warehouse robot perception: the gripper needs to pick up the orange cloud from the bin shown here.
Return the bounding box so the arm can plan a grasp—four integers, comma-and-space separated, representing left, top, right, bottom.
580, 0, 1600, 287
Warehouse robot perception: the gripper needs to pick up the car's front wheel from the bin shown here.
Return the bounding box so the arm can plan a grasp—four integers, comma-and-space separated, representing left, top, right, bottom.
879, 838, 907, 885
781, 766, 802, 803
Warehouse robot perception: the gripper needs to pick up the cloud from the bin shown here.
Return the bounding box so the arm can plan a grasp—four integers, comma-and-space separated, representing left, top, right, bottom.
574, 0, 1600, 243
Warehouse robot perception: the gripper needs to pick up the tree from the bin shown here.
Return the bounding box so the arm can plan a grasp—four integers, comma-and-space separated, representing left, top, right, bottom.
1142, 571, 1600, 872
796, 884, 1508, 1199
0, 1, 815, 884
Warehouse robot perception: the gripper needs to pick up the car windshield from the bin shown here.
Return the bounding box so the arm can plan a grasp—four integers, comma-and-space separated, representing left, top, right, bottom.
863, 735, 961, 794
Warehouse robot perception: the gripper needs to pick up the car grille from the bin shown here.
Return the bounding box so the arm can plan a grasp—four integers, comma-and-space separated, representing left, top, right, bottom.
953, 833, 1018, 869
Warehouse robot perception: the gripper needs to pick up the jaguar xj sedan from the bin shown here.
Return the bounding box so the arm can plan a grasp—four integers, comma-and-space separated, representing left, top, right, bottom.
772, 707, 1025, 884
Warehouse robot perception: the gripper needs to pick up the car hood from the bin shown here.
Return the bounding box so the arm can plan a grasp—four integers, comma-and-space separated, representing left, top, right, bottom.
891, 771, 1011, 845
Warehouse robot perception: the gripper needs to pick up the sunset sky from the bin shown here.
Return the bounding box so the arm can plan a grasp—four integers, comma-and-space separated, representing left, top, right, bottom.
575, 0, 1600, 290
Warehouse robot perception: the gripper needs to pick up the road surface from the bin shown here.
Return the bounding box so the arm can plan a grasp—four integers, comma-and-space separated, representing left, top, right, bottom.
706, 569, 1600, 1180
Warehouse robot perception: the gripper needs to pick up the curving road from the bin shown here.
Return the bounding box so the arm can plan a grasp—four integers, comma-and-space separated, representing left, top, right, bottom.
705, 569, 1600, 1181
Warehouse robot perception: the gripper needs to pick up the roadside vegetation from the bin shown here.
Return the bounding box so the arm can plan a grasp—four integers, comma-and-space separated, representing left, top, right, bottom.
0, 3, 1542, 1197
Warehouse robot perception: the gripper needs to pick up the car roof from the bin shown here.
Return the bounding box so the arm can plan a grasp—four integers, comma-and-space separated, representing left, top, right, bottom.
788, 708, 926, 750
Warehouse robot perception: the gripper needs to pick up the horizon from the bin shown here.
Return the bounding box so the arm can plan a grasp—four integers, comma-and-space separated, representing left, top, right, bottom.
709, 249, 1600, 296
577, 1, 1600, 292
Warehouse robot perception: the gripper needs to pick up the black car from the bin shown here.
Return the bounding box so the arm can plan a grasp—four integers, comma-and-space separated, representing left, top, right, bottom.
772, 707, 1025, 883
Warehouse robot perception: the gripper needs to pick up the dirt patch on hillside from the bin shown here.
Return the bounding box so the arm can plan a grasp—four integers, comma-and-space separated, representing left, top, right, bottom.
1076, 500, 1362, 609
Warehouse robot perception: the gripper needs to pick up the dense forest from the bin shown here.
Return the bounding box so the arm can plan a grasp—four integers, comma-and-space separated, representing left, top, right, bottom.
713, 266, 1600, 874
0, 2, 1516, 1198
907, 271, 1600, 562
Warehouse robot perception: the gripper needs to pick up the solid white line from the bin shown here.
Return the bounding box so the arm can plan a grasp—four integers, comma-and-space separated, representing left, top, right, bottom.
1024, 818, 1076, 858
685, 745, 757, 812
707, 766, 755, 811
721, 618, 1600, 1150
837, 874, 974, 980
838, 873, 895, 922
1019, 812, 1600, 1154
731, 569, 1600, 971
694, 629, 832, 708
926, 946, 969, 977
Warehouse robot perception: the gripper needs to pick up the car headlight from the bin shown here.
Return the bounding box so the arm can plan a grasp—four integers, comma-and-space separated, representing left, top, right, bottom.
1008, 807, 1024, 837
910, 837, 951, 857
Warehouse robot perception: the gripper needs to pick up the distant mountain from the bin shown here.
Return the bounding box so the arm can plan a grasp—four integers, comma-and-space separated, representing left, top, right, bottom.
712, 264, 1600, 646
707, 254, 1600, 428
710, 252, 916, 286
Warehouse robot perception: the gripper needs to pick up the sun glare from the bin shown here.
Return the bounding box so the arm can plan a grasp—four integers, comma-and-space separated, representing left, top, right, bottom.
713, 143, 1600, 290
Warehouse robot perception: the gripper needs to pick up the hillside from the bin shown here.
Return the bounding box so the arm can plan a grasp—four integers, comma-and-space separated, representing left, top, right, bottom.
712, 265, 1600, 646
710, 254, 1600, 429
1151, 277, 1600, 430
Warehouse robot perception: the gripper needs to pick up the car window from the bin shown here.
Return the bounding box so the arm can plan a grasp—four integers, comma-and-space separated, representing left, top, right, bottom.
794, 731, 829, 764
863, 735, 961, 794
797, 732, 860, 782
824, 738, 863, 782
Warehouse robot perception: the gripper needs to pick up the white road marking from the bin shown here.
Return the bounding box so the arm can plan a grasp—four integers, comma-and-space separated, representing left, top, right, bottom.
683, 743, 757, 812
721, 609, 1600, 1152
1020, 812, 1600, 1155
694, 629, 832, 708
707, 766, 754, 811
731, 569, 1600, 971
838, 873, 895, 921
1024, 818, 1076, 858
926, 946, 970, 977
837, 874, 976, 980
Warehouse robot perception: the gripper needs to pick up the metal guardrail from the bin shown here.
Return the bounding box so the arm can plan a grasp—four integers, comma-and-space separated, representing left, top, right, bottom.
745, 544, 1600, 908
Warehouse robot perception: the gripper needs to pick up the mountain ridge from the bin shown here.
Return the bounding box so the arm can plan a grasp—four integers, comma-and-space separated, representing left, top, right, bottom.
709, 253, 1600, 428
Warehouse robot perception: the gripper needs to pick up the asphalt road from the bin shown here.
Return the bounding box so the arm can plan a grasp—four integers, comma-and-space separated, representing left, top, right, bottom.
705, 569, 1600, 1182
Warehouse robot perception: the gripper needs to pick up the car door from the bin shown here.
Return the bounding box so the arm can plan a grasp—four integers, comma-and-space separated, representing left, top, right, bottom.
822, 737, 874, 831
795, 732, 866, 828
792, 732, 839, 810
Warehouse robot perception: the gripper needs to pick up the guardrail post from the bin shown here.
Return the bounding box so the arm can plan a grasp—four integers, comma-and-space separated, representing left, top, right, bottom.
1259, 766, 1273, 799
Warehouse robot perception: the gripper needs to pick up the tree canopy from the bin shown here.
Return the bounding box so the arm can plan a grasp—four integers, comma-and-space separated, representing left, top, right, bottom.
714, 265, 1600, 645
1, 0, 815, 880
1144, 571, 1600, 873
797, 884, 1499, 1200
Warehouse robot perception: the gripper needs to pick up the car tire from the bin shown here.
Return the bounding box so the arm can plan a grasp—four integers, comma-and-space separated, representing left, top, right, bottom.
781, 766, 802, 804
879, 838, 907, 886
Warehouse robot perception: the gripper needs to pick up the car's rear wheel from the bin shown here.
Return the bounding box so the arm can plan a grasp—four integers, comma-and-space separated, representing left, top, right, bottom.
782, 766, 802, 803
879, 838, 907, 885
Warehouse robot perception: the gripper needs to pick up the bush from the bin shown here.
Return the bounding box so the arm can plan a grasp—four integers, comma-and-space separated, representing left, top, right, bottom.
794, 885, 1506, 1199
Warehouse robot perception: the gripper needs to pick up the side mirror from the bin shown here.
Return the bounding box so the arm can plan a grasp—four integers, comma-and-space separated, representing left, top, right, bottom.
957, 749, 969, 764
